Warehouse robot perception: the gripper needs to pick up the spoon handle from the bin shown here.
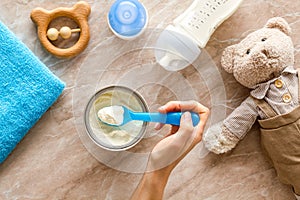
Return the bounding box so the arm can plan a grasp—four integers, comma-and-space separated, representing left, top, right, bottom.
131, 112, 200, 127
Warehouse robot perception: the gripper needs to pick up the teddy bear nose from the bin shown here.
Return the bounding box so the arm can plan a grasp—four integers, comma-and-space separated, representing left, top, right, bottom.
261, 49, 269, 57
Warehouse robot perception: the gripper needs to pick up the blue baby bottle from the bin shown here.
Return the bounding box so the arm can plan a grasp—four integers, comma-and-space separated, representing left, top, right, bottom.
108, 0, 148, 40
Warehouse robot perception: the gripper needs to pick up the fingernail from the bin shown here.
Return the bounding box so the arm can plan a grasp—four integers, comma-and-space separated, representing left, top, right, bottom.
183, 112, 191, 121
158, 106, 165, 111
154, 123, 160, 130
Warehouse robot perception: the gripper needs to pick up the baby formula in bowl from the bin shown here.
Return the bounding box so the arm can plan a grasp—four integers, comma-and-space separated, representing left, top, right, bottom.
84, 86, 148, 151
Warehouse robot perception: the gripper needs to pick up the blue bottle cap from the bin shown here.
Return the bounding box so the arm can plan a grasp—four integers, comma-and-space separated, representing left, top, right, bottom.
108, 0, 148, 39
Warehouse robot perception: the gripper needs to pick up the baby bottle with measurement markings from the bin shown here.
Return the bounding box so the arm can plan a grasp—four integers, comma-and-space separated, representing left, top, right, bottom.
155, 0, 244, 71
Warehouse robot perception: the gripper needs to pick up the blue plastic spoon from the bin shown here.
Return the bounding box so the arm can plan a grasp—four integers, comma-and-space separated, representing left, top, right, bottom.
97, 106, 200, 127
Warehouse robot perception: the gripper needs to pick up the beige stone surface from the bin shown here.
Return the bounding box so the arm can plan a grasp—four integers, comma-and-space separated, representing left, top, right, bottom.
0, 0, 299, 199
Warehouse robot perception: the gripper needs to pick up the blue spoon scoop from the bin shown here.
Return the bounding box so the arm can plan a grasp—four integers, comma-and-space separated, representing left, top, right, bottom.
97, 106, 200, 127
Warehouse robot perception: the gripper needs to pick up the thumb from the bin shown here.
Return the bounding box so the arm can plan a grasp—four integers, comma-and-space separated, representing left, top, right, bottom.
177, 112, 194, 139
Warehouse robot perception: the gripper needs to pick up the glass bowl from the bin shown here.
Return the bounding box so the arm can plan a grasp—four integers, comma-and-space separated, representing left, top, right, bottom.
84, 85, 148, 151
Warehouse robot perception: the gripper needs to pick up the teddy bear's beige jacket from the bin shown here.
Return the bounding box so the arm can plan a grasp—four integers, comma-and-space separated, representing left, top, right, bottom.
224, 66, 300, 194
223, 66, 299, 139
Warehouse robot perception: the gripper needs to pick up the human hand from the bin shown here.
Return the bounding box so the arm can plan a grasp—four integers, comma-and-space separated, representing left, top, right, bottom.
147, 100, 210, 173
131, 101, 209, 200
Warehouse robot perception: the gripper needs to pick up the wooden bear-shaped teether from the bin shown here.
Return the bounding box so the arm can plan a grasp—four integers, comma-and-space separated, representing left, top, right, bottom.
31, 1, 91, 58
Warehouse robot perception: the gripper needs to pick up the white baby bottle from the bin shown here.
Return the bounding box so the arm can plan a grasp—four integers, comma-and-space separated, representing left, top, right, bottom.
155, 0, 244, 71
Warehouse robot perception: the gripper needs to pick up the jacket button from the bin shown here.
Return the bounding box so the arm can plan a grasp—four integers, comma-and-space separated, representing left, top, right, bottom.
275, 79, 283, 88
282, 93, 292, 103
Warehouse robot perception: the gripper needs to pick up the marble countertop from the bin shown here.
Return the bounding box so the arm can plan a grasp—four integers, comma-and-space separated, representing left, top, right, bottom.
0, 0, 299, 199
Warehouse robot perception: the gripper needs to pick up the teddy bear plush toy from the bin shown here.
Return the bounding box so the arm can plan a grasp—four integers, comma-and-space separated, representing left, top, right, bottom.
203, 17, 300, 197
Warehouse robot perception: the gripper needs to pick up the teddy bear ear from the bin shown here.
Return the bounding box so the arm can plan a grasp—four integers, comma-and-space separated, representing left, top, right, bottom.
221, 45, 236, 74
265, 17, 291, 35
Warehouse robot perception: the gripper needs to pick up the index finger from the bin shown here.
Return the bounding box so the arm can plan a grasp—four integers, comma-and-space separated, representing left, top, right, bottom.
158, 100, 209, 114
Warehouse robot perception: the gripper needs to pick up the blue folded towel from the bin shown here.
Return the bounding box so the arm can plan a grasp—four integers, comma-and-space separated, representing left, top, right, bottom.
0, 21, 65, 163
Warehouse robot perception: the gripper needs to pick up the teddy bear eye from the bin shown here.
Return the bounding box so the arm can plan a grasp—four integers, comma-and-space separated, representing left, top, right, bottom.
261, 38, 267, 42
246, 49, 251, 55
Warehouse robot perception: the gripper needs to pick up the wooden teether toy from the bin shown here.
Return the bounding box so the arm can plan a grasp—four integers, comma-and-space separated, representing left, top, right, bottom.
30, 1, 91, 58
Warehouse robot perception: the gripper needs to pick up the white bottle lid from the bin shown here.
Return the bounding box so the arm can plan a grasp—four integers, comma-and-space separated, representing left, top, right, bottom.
155, 25, 201, 71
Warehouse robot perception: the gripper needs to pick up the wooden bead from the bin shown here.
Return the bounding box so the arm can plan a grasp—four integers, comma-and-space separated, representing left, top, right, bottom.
59, 26, 72, 39
46, 26, 81, 41
47, 28, 59, 41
